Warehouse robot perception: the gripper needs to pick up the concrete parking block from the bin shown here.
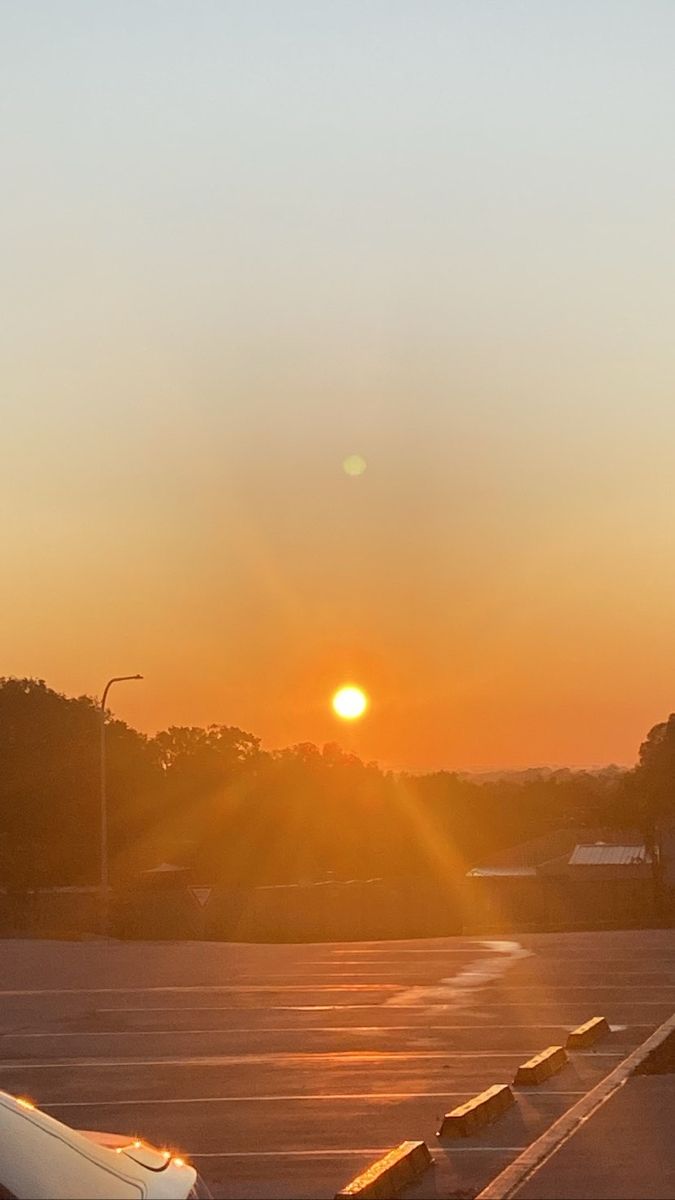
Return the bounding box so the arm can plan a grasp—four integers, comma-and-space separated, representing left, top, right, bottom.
566, 1017, 610, 1050
514, 1047, 568, 1086
438, 1085, 515, 1139
334, 1140, 432, 1199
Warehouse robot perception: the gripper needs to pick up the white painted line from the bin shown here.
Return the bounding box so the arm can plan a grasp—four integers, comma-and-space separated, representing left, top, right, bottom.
190, 1147, 530, 1158
326, 951, 675, 958
92, 1000, 675, 1013
0, 985, 400, 997
194, 1149, 390, 1158
234, 971, 498, 977
5, 984, 674, 999
4, 1024, 649, 1038
304, 956, 675, 971
298, 968, 675, 977
315, 950, 502, 958
387, 985, 675, 993
96, 1005, 403, 1013
94, 1004, 415, 1013
490, 984, 675, 990
3, 1051, 625, 1069
327, 947, 500, 954
46, 1090, 589, 1108
314, 954, 675, 963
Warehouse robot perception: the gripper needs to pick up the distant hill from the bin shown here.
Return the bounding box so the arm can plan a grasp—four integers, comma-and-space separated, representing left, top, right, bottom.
457, 764, 628, 785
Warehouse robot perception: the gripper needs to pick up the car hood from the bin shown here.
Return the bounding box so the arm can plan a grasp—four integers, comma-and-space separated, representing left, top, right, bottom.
0, 1091, 197, 1199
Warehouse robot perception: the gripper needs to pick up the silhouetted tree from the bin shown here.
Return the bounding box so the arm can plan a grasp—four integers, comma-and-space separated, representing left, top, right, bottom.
633, 715, 675, 917
0, 675, 659, 900
0, 677, 161, 886
151, 724, 267, 879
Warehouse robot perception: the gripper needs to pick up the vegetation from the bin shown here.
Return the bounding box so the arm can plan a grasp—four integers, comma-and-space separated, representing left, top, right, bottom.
0, 676, 669, 890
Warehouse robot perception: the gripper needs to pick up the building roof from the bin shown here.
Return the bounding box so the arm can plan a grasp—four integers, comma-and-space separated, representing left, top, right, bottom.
466, 866, 538, 878
466, 827, 649, 875
569, 844, 650, 866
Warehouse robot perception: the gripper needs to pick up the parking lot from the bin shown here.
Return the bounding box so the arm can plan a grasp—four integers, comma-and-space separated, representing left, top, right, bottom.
1, 930, 675, 1198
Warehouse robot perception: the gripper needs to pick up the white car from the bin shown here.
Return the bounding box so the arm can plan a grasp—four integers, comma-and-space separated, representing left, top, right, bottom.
0, 1091, 212, 1199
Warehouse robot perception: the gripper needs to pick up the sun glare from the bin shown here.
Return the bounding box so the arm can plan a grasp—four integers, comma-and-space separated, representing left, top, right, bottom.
342, 454, 367, 476
332, 686, 368, 720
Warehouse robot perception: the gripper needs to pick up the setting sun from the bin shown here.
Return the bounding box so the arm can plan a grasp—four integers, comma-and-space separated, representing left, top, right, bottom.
332, 686, 368, 721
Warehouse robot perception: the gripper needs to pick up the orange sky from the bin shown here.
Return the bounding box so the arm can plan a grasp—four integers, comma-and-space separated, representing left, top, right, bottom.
3, 3, 675, 771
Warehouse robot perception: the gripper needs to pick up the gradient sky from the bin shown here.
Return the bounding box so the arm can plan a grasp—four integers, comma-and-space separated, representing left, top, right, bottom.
3, 1, 675, 771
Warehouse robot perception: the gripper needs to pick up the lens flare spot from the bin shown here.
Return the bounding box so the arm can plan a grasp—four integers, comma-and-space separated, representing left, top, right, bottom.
332, 686, 368, 720
342, 454, 367, 476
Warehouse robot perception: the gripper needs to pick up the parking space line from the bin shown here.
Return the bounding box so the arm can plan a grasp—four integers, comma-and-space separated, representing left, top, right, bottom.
0, 985, 401, 997
2, 984, 674, 999
193, 1149, 390, 1158
95, 1005, 421, 1012
483, 985, 675, 990
1, 1051, 626, 1068
290, 962, 675, 973
3, 1024, 652, 1037
325, 948, 503, 955
327, 950, 675, 956
234, 971, 501, 977
91, 1001, 675, 1013
45, 1090, 590, 1107
189, 1148, 530, 1157
315, 954, 675, 962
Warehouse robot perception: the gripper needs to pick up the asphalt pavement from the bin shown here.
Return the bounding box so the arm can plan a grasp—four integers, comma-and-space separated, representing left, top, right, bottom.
510, 1074, 675, 1200
1, 930, 674, 1199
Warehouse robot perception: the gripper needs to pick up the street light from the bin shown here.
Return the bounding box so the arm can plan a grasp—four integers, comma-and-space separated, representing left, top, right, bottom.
100, 675, 143, 901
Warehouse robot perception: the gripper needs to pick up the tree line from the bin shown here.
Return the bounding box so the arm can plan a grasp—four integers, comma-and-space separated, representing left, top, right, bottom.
0, 677, 672, 889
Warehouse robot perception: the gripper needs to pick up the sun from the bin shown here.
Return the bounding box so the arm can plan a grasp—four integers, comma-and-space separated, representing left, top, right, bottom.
332, 685, 368, 720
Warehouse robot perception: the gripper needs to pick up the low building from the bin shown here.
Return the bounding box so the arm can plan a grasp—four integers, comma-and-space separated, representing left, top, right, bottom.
464, 828, 655, 932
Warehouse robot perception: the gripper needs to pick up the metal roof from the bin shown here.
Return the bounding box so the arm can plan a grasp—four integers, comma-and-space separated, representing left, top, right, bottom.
466, 866, 538, 878
568, 844, 650, 866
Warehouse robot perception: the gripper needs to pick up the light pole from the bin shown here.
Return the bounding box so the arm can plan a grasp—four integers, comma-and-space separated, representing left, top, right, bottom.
100, 675, 143, 904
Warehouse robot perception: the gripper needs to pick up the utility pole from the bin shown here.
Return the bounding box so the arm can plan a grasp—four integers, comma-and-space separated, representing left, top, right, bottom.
100, 675, 143, 923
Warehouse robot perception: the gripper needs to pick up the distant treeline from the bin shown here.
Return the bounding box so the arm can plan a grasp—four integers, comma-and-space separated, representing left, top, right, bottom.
0, 677, 673, 889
